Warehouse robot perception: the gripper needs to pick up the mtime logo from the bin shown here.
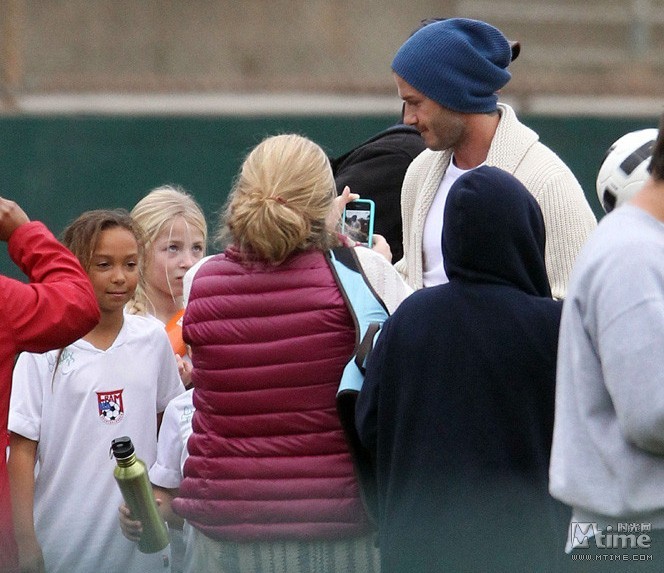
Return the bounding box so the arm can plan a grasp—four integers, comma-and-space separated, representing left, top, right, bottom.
571, 522, 651, 550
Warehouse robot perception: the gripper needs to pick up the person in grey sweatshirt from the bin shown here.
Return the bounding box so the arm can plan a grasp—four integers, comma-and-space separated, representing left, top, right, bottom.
550, 114, 664, 571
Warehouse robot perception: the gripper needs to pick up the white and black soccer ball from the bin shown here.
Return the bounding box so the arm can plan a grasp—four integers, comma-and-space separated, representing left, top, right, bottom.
596, 128, 658, 213
102, 401, 122, 422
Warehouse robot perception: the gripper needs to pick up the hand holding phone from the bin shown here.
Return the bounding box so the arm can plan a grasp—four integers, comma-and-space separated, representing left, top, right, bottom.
342, 199, 375, 248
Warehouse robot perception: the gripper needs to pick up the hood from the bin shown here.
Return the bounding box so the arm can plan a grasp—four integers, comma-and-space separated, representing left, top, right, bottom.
443, 165, 551, 297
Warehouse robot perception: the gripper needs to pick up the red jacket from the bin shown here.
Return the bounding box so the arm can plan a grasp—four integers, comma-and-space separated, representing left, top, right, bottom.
0, 222, 99, 573
173, 247, 371, 541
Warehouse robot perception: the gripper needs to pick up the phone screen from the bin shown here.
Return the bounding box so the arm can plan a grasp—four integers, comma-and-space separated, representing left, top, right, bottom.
343, 200, 374, 247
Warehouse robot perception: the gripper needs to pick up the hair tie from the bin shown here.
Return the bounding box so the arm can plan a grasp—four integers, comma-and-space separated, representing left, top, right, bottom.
266, 196, 288, 205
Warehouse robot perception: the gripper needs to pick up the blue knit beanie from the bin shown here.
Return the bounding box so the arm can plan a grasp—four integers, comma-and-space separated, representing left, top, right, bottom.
392, 18, 512, 113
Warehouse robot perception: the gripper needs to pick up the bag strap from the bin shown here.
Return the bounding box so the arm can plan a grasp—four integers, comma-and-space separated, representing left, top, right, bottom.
326, 246, 388, 394
326, 246, 386, 526
355, 322, 381, 373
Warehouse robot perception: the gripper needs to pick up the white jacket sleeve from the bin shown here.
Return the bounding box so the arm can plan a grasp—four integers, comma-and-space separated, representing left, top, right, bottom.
354, 246, 413, 314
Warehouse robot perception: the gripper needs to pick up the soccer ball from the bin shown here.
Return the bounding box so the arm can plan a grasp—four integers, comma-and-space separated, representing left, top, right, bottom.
596, 128, 658, 213
102, 401, 122, 422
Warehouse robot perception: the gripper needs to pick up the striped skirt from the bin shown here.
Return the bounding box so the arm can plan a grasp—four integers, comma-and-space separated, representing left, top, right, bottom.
182, 525, 380, 573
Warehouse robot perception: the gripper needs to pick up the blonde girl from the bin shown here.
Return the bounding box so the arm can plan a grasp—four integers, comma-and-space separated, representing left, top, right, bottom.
127, 185, 207, 340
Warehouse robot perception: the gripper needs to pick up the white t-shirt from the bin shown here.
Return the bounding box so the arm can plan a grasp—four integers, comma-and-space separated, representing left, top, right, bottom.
149, 389, 195, 489
9, 314, 184, 573
422, 161, 474, 287
183, 255, 213, 307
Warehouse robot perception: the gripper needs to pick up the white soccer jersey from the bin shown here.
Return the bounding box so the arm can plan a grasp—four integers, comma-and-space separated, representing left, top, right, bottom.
9, 314, 184, 573
149, 389, 195, 489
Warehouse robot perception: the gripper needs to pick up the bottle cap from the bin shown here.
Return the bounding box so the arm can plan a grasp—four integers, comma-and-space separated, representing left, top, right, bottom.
110, 436, 135, 460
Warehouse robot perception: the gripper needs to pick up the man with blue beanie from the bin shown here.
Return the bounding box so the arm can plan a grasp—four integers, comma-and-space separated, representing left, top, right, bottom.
392, 18, 597, 299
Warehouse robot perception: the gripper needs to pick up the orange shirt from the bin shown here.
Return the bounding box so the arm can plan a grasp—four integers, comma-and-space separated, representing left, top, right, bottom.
165, 309, 186, 357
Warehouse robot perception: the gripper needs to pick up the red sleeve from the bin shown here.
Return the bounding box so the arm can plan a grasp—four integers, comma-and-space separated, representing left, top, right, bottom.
1, 221, 100, 353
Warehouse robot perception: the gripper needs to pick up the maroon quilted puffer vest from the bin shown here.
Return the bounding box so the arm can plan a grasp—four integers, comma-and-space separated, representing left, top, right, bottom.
172, 247, 371, 541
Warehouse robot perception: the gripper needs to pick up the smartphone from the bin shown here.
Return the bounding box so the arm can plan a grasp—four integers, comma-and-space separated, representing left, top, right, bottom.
342, 199, 375, 248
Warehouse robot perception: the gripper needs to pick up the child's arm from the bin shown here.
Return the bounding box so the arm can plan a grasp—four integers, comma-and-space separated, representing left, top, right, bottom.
175, 354, 193, 389
8, 432, 44, 573
118, 485, 181, 543
153, 485, 184, 530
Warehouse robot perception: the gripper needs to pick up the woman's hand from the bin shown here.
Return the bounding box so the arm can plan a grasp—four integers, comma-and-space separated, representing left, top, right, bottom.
326, 186, 359, 232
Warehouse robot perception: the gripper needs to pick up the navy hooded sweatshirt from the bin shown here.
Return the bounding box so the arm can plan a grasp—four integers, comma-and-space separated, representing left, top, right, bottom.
356, 166, 568, 572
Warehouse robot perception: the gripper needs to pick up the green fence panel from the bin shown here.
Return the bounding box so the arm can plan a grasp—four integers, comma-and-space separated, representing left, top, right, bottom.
0, 114, 659, 280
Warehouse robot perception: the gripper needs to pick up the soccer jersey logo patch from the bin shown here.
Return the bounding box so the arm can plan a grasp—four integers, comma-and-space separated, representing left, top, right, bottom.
97, 390, 124, 424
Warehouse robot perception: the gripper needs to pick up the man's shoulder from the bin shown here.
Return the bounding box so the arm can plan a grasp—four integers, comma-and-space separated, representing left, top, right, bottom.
332, 124, 424, 171
496, 104, 575, 174
368, 125, 425, 158
573, 207, 663, 280
503, 131, 581, 189
407, 147, 446, 174
595, 206, 663, 252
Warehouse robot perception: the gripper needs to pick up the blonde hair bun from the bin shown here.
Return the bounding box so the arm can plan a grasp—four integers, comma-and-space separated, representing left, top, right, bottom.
224, 134, 337, 263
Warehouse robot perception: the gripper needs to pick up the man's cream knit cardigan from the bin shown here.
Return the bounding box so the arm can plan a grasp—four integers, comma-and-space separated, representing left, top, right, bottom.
394, 103, 597, 299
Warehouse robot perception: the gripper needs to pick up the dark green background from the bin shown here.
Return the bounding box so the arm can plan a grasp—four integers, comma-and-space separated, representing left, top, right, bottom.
0, 113, 659, 279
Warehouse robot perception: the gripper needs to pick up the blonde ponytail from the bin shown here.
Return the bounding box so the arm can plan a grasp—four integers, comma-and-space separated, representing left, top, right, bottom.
220, 134, 338, 264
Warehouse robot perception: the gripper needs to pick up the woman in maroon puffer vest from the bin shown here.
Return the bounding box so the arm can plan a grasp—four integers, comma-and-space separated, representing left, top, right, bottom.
172, 134, 411, 573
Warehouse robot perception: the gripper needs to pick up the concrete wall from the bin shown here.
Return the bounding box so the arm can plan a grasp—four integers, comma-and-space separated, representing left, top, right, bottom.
2, 0, 663, 108
1, 0, 454, 95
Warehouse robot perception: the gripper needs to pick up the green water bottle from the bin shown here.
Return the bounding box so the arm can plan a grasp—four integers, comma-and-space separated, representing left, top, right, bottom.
111, 436, 169, 554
